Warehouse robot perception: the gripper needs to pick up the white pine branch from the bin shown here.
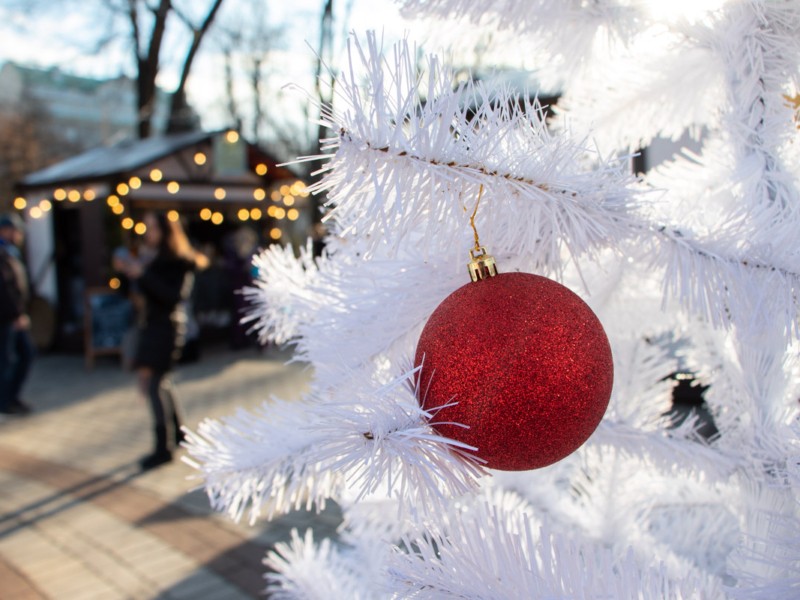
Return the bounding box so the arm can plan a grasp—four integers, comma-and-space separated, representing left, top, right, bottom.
304, 367, 487, 507
589, 418, 733, 478
725, 484, 800, 599
605, 335, 678, 428
717, 1, 800, 222
242, 242, 464, 376
314, 33, 641, 271
704, 337, 800, 479
300, 34, 800, 347
643, 222, 800, 342
265, 529, 384, 600
240, 241, 321, 346
558, 37, 724, 152
387, 492, 721, 599
398, 0, 644, 87
183, 400, 341, 524
183, 367, 486, 524
489, 445, 741, 583
198, 12, 800, 594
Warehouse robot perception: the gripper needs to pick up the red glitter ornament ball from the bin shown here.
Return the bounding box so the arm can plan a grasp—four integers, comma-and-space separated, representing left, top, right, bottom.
414, 272, 613, 471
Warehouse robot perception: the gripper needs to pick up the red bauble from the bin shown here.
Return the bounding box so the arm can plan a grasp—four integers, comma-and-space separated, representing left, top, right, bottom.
414, 272, 613, 471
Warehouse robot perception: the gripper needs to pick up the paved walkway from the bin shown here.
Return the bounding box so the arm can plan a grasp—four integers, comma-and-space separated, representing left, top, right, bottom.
0, 346, 341, 599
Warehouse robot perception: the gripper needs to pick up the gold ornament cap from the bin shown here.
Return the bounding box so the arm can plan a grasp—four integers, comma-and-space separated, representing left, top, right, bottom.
468, 246, 498, 282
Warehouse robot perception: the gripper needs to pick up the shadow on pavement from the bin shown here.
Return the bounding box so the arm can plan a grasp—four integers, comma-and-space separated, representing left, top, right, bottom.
0, 463, 142, 538
135, 498, 344, 599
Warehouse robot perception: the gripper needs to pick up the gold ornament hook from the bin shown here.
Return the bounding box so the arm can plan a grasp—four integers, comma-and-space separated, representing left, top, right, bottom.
469, 184, 483, 251
465, 185, 498, 282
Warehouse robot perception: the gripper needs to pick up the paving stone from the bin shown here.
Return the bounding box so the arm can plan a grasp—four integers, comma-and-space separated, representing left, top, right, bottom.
0, 555, 47, 599
165, 577, 250, 600
0, 347, 322, 599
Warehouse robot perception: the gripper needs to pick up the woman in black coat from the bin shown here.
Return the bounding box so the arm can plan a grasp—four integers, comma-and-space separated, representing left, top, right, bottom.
121, 211, 207, 470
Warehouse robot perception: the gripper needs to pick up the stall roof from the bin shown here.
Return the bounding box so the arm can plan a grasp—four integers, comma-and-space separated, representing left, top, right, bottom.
19, 129, 295, 189
20, 130, 216, 188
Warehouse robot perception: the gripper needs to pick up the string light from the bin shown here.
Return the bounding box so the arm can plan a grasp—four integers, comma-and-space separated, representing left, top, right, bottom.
112, 204, 125, 215
274, 207, 286, 220
134, 222, 147, 235
129, 176, 142, 189
68, 189, 81, 202
116, 183, 129, 196
250, 208, 262, 220
283, 196, 295, 206
270, 190, 280, 201
214, 187, 226, 200
167, 210, 180, 222
106, 195, 120, 207
194, 152, 207, 165
255, 163, 268, 175
13, 197, 26, 210
121, 217, 134, 230
279, 184, 290, 195
237, 208, 250, 221
287, 208, 299, 221
29, 206, 43, 219
150, 168, 163, 182
200, 208, 212, 221
253, 188, 266, 201
167, 181, 180, 194
269, 227, 281, 240
54, 188, 66, 201
109, 277, 121, 290
267, 205, 277, 217
39, 200, 52, 212
225, 130, 239, 143
211, 211, 224, 225
83, 189, 96, 201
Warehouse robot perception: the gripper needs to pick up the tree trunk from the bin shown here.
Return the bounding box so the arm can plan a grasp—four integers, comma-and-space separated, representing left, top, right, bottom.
222, 45, 241, 130
133, 0, 172, 139
310, 0, 335, 223
166, 0, 225, 133
251, 55, 263, 141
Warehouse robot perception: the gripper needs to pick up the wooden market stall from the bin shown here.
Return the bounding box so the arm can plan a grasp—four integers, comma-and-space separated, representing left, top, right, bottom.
15, 129, 310, 359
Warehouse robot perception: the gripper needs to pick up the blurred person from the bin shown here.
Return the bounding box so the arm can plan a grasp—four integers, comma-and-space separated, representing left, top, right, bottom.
118, 212, 208, 470
225, 225, 258, 349
311, 222, 327, 258
112, 241, 146, 371
0, 213, 34, 415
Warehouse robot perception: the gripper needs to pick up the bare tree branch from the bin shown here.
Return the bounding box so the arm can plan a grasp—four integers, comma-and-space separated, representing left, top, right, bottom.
166, 0, 225, 133
214, 3, 287, 143
222, 43, 242, 129
310, 0, 335, 221
250, 55, 264, 141
133, 0, 171, 137
166, 1, 195, 30
127, 0, 142, 58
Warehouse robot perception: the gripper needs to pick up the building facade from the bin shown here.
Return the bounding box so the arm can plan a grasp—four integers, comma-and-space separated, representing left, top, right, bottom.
0, 62, 169, 147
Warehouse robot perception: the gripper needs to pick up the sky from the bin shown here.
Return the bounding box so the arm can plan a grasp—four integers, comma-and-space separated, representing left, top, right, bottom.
0, 0, 410, 74
0, 0, 415, 136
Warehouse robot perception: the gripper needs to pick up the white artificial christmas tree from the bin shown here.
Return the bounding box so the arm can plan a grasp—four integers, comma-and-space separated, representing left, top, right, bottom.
185, 1, 800, 597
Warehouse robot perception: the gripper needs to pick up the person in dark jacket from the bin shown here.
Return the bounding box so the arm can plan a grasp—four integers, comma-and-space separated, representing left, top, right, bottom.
119, 211, 207, 470
0, 213, 34, 415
